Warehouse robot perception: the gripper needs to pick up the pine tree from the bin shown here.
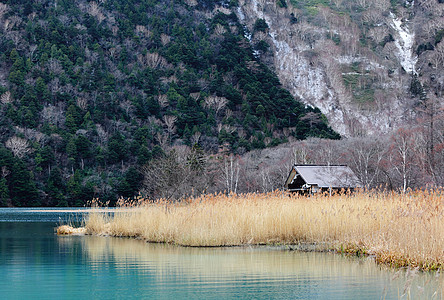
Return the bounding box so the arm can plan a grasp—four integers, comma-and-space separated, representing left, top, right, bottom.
0, 178, 9, 207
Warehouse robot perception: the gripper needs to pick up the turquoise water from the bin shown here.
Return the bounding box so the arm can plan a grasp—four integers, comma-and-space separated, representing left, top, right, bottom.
0, 209, 442, 299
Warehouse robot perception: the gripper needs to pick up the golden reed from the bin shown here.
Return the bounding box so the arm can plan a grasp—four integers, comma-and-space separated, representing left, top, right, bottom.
58, 190, 444, 271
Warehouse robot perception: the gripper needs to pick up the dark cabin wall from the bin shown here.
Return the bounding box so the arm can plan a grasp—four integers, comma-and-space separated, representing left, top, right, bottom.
287, 174, 306, 191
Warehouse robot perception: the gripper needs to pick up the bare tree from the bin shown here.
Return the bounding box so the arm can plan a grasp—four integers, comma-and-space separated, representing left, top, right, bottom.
368, 27, 389, 44
8, 15, 22, 28
141, 147, 209, 200
292, 142, 311, 164
156, 132, 169, 149
213, 5, 231, 15
5, 136, 33, 158
135, 25, 151, 37
87, 1, 105, 23
0, 3, 9, 21
1, 166, 10, 178
48, 78, 61, 95
373, 0, 390, 11
119, 100, 135, 117
223, 125, 235, 135
76, 97, 88, 110
388, 128, 417, 192
431, 41, 444, 69
163, 115, 177, 140
41, 105, 65, 127
204, 95, 228, 120
26, 44, 38, 62
191, 131, 201, 145
160, 34, 171, 45
356, 0, 369, 9
313, 139, 341, 165
47, 58, 63, 75
95, 124, 108, 146
214, 24, 226, 36
184, 0, 198, 6
415, 91, 444, 185
422, 19, 444, 40
111, 25, 118, 36
417, 0, 440, 10
138, 52, 170, 69
220, 154, 240, 194
84, 48, 99, 64
6, 31, 24, 50
157, 94, 169, 108
346, 137, 386, 188
189, 93, 200, 101
1, 91, 12, 104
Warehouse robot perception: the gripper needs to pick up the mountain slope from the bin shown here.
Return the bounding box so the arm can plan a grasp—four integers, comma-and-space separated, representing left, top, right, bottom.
0, 0, 338, 206
237, 0, 444, 136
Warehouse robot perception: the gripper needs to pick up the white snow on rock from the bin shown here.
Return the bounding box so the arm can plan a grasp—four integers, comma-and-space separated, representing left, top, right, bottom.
236, 0, 411, 137
240, 0, 350, 136
390, 12, 417, 74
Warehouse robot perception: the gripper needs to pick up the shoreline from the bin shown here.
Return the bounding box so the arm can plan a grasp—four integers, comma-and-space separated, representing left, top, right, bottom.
57, 191, 444, 271
56, 225, 437, 271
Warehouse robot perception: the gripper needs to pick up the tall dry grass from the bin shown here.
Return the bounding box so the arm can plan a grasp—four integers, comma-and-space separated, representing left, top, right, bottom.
62, 190, 444, 270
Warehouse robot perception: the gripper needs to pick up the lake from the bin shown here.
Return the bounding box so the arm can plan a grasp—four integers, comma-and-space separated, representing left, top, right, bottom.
0, 208, 442, 299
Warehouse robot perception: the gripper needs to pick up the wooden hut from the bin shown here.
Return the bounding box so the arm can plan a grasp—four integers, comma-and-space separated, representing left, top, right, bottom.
284, 165, 361, 194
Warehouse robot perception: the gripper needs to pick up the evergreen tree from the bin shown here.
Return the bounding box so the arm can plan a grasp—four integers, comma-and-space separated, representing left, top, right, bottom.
108, 133, 128, 164
9, 160, 40, 207
0, 178, 9, 207
0, 0, 341, 206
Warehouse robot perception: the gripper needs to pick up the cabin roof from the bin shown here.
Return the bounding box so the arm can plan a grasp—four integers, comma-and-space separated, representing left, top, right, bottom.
288, 165, 361, 189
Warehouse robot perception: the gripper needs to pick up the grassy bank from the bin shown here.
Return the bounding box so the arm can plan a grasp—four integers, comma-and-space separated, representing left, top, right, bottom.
58, 190, 444, 271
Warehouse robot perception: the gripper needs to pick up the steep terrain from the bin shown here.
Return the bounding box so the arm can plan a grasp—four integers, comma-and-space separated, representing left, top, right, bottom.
237, 0, 444, 136
0, 0, 443, 206
0, 0, 338, 206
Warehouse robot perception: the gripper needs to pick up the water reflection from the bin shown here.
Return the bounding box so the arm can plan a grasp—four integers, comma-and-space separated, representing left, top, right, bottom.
59, 235, 443, 299
0, 215, 442, 300
0, 207, 112, 223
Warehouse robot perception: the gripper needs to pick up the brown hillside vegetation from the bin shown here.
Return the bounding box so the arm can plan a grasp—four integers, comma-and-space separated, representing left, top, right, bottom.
59, 190, 444, 271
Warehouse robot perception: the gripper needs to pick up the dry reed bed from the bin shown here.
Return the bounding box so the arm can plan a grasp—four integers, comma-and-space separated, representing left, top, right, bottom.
62, 190, 444, 270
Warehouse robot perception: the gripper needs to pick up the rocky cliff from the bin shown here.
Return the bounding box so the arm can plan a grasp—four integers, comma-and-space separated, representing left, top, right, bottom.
237, 0, 444, 136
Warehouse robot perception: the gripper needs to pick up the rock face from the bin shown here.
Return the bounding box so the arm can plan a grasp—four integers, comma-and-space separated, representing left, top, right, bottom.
236, 0, 444, 137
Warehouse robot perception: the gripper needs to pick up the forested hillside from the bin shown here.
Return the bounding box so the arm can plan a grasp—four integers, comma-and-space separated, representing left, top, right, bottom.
0, 0, 338, 206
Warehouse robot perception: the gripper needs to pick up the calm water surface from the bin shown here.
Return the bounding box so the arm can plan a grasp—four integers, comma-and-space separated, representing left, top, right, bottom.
0, 208, 442, 299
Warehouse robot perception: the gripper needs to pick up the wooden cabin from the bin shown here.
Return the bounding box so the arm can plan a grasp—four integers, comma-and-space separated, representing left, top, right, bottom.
284, 165, 361, 194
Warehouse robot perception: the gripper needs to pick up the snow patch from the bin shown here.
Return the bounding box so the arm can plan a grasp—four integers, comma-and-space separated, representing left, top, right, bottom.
237, 6, 246, 22
237, 0, 350, 135
390, 12, 417, 74
236, 0, 409, 137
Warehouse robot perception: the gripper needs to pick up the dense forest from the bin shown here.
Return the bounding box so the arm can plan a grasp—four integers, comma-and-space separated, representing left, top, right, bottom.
0, 0, 339, 206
